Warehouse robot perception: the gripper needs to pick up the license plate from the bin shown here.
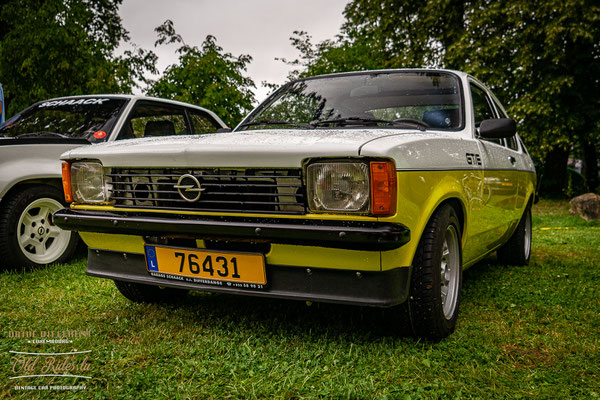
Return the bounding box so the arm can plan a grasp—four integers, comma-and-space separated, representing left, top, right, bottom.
144, 245, 266, 288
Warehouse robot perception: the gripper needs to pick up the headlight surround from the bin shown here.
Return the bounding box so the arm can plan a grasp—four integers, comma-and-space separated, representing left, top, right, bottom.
70, 161, 111, 203
306, 162, 370, 213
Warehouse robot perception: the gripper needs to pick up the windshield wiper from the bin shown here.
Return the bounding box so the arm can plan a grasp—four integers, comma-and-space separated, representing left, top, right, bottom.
238, 119, 314, 129
312, 117, 427, 131
16, 131, 71, 139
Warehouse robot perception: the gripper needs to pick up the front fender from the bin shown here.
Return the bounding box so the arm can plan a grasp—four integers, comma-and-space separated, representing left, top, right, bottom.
379, 170, 480, 270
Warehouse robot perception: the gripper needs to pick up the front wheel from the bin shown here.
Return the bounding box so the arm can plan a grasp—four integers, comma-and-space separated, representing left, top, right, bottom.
407, 204, 462, 341
0, 185, 79, 268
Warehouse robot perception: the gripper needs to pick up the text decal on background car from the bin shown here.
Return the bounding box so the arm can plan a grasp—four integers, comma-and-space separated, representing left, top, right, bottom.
144, 245, 266, 289
38, 98, 110, 107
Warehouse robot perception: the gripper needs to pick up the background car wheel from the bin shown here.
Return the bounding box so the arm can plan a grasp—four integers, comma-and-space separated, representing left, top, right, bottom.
0, 185, 78, 269
497, 206, 532, 266
407, 204, 462, 341
114, 280, 188, 303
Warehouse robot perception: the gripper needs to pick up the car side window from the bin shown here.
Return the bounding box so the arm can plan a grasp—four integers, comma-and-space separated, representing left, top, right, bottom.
118, 101, 190, 139
504, 135, 519, 151
470, 84, 502, 145
519, 137, 529, 155
490, 96, 519, 151
470, 84, 495, 127
188, 109, 220, 134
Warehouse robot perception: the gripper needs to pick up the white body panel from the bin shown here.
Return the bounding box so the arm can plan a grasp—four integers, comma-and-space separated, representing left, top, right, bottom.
62, 128, 477, 169
0, 95, 226, 201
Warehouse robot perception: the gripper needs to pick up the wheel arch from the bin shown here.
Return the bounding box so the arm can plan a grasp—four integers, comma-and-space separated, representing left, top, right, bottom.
412, 193, 467, 251
0, 178, 64, 207
440, 197, 466, 237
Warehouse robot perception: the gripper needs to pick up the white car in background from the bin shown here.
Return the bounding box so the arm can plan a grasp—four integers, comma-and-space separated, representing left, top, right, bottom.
0, 95, 226, 268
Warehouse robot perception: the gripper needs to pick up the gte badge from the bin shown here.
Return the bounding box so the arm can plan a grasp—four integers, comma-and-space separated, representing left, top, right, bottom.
466, 153, 482, 166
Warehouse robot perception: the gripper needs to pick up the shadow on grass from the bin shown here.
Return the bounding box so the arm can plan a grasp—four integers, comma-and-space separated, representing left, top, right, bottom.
116, 284, 416, 343
108, 257, 511, 343
462, 254, 500, 292
173, 291, 412, 340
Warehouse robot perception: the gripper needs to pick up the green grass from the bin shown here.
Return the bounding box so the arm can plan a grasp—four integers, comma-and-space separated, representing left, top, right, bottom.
1, 200, 599, 399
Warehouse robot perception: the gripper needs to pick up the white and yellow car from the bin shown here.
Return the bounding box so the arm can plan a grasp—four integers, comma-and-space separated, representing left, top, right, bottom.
54, 70, 536, 340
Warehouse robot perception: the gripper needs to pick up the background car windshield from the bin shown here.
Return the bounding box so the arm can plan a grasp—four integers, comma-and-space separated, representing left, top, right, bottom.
240, 72, 462, 130
0, 98, 127, 138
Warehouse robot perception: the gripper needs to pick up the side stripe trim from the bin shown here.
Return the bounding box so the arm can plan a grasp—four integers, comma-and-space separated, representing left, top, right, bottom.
396, 168, 535, 173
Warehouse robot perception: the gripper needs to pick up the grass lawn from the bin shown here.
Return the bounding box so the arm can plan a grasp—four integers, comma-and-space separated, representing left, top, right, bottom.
1, 199, 599, 399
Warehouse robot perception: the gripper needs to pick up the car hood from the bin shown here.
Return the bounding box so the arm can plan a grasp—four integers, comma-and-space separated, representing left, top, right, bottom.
61, 128, 443, 168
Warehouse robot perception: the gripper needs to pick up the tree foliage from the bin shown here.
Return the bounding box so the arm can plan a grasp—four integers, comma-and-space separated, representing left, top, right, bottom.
147, 20, 256, 127
0, 0, 157, 116
282, 0, 600, 193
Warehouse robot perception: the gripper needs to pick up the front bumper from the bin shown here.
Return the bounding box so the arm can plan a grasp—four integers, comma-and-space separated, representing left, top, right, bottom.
53, 208, 410, 251
87, 248, 411, 307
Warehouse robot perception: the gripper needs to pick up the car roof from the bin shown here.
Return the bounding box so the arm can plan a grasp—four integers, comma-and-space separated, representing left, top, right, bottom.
35, 94, 217, 114
28, 94, 227, 127
297, 68, 468, 82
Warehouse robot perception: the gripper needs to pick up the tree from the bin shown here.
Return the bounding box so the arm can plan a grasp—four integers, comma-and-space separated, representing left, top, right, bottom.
147, 20, 256, 127
282, 0, 600, 194
0, 0, 157, 116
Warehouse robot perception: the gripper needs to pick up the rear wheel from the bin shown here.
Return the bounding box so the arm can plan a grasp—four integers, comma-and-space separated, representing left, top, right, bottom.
114, 280, 188, 303
497, 206, 532, 266
0, 185, 78, 268
406, 204, 462, 341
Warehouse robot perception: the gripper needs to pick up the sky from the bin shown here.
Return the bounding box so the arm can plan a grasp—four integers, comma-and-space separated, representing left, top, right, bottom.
119, 0, 349, 103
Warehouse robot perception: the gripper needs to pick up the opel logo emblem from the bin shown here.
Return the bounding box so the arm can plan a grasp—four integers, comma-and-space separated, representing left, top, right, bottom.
174, 174, 204, 202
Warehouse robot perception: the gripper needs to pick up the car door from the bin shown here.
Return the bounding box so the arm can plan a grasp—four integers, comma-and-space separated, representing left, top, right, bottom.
488, 94, 531, 215
470, 82, 520, 251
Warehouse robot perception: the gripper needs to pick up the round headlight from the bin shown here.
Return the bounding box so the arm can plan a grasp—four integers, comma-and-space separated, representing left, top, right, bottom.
71, 162, 110, 203
307, 162, 370, 212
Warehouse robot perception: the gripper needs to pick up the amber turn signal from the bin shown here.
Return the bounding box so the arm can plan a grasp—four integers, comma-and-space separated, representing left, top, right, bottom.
61, 162, 73, 203
370, 161, 397, 216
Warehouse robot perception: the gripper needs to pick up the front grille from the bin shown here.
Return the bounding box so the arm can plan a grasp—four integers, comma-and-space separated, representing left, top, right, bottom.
107, 168, 306, 215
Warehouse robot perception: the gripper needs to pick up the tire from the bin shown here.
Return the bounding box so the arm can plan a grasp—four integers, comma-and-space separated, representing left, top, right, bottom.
114, 280, 187, 303
407, 204, 462, 341
0, 185, 79, 269
497, 206, 532, 266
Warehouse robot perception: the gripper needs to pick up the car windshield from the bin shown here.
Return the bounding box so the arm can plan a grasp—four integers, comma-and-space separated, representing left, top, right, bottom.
0, 97, 128, 140
237, 71, 462, 131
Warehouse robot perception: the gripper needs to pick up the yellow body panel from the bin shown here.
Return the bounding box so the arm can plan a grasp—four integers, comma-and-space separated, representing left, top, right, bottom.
76, 169, 535, 272
79, 232, 146, 253
79, 234, 382, 271
380, 169, 535, 270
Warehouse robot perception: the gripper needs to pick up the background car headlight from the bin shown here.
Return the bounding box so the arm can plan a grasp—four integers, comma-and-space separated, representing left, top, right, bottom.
306, 162, 370, 213
70, 161, 111, 203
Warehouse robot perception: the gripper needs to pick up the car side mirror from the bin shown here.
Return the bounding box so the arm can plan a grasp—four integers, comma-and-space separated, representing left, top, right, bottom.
217, 127, 232, 133
478, 118, 516, 139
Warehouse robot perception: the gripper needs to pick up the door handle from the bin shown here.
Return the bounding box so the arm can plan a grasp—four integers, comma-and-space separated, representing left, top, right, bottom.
508, 156, 516, 165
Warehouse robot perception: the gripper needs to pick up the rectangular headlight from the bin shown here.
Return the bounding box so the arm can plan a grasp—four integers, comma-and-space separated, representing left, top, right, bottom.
70, 161, 111, 203
306, 162, 370, 213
